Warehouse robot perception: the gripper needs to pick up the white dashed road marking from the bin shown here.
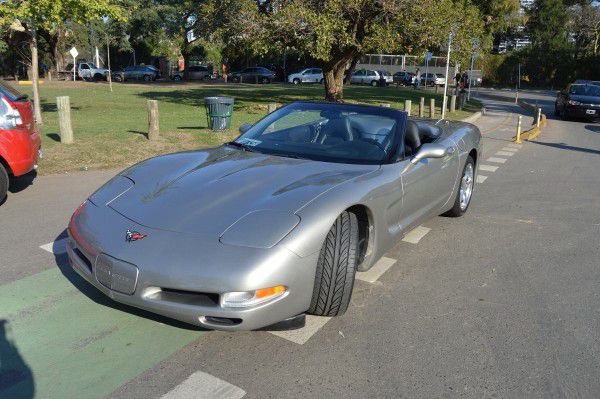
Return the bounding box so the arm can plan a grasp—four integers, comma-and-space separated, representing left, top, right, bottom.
496, 151, 514, 157
501, 147, 519, 152
268, 315, 331, 345
40, 238, 69, 255
479, 164, 499, 172
507, 143, 522, 148
356, 257, 397, 283
402, 225, 431, 244
487, 157, 507, 164
476, 175, 488, 184
160, 371, 245, 399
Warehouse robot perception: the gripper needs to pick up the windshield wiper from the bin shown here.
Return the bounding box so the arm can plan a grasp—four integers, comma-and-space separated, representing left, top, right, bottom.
226, 141, 255, 152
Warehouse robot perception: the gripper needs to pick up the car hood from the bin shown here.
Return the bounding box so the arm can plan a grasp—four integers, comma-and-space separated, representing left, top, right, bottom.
108, 146, 377, 236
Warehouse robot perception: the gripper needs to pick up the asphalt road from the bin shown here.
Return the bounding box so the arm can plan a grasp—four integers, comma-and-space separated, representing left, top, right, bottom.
1, 92, 598, 398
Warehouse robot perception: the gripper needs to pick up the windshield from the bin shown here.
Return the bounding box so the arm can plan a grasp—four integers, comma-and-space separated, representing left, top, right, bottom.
570, 84, 600, 96
233, 103, 404, 165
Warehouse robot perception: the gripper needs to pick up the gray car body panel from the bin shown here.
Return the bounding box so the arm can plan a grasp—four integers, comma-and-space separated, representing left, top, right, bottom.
67, 106, 481, 331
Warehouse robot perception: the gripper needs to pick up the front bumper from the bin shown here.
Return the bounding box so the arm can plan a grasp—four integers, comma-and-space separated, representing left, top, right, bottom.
67, 202, 318, 331
566, 105, 599, 119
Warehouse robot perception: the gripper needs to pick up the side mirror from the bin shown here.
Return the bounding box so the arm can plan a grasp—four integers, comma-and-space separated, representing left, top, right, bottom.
239, 123, 252, 134
410, 143, 448, 164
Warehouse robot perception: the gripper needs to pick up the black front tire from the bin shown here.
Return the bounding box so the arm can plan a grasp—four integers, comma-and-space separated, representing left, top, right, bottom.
308, 211, 359, 317
444, 155, 475, 217
0, 164, 8, 204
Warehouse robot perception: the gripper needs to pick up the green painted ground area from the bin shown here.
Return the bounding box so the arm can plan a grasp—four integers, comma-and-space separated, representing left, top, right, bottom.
0, 265, 204, 399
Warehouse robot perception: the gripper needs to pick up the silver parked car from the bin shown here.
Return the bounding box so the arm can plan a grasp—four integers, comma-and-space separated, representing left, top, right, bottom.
67, 102, 481, 331
171, 65, 212, 81
349, 69, 384, 86
287, 68, 324, 84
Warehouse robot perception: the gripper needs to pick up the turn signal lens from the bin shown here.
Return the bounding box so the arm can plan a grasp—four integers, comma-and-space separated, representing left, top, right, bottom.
255, 285, 286, 299
221, 285, 287, 308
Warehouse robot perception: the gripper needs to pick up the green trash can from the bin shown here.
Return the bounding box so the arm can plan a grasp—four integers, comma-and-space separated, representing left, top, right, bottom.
204, 96, 234, 130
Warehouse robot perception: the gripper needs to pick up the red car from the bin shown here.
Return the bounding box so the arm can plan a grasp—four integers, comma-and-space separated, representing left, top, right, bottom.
0, 81, 42, 203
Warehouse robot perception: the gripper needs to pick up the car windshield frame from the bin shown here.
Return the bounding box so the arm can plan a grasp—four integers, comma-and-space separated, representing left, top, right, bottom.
569, 84, 600, 97
232, 102, 407, 165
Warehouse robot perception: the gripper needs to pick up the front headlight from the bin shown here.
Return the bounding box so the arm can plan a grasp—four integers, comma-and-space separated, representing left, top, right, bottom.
568, 100, 583, 106
220, 285, 287, 308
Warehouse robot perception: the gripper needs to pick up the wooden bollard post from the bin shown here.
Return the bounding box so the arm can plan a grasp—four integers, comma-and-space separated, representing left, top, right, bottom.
419, 97, 424, 117
404, 99, 412, 116
380, 103, 390, 108
57, 96, 73, 144
429, 98, 435, 119
450, 95, 456, 113
268, 103, 277, 113
148, 100, 159, 140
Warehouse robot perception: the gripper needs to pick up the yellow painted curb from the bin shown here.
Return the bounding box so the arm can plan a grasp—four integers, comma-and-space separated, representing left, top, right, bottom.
17, 80, 44, 85
513, 114, 546, 141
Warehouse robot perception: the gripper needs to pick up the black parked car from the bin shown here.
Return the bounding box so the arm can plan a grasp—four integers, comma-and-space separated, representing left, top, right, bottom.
229, 67, 276, 84
112, 65, 160, 82
393, 71, 415, 86
555, 83, 600, 121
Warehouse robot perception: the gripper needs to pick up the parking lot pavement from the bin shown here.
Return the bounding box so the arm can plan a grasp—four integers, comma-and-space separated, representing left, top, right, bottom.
1, 94, 599, 398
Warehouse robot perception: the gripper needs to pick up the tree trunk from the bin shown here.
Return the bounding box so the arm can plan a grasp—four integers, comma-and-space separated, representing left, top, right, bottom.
322, 51, 355, 102
182, 38, 190, 80
344, 54, 360, 86
30, 25, 43, 125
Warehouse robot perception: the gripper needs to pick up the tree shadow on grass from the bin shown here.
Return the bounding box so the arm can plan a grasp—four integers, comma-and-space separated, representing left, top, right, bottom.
0, 320, 34, 399
40, 101, 80, 113
128, 130, 149, 139
134, 84, 443, 109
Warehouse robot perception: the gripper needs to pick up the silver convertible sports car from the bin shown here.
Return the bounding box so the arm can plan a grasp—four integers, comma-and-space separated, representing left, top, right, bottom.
67, 102, 481, 330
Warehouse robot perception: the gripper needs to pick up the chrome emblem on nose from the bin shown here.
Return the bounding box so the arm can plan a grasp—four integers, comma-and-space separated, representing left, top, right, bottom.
125, 230, 146, 242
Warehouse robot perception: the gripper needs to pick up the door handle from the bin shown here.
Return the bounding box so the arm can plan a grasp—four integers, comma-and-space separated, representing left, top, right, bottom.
446, 146, 456, 155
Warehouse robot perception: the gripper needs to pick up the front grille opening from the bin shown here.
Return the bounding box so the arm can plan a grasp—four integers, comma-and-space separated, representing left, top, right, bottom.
146, 288, 220, 307
204, 316, 242, 326
73, 247, 92, 272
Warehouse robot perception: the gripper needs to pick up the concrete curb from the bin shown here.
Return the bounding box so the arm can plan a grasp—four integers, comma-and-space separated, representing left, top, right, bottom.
461, 111, 482, 124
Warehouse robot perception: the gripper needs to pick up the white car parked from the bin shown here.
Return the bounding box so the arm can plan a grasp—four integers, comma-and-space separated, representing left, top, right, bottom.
287, 68, 324, 84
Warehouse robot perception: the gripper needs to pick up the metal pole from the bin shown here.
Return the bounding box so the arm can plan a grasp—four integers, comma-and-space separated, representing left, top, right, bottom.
73, 56, 76, 81
424, 54, 429, 92
441, 31, 453, 120
515, 115, 522, 144
467, 52, 475, 101
107, 37, 113, 92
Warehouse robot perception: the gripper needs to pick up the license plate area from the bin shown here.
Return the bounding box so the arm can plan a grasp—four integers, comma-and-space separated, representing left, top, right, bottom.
586, 109, 596, 115
95, 254, 139, 295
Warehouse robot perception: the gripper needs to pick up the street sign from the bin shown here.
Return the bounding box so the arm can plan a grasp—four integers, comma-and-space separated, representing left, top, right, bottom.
69, 47, 78, 81
425, 52, 432, 62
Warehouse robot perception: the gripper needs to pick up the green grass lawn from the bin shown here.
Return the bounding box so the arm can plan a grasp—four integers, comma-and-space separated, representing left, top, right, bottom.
14, 80, 481, 175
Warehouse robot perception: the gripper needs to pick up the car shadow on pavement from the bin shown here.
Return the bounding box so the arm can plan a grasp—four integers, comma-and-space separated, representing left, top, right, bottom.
9, 171, 37, 194
52, 230, 208, 332
585, 124, 600, 133
0, 320, 35, 399
529, 140, 600, 155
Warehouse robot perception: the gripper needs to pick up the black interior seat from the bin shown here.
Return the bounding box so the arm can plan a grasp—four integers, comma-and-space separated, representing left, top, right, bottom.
404, 120, 421, 155
319, 116, 353, 145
